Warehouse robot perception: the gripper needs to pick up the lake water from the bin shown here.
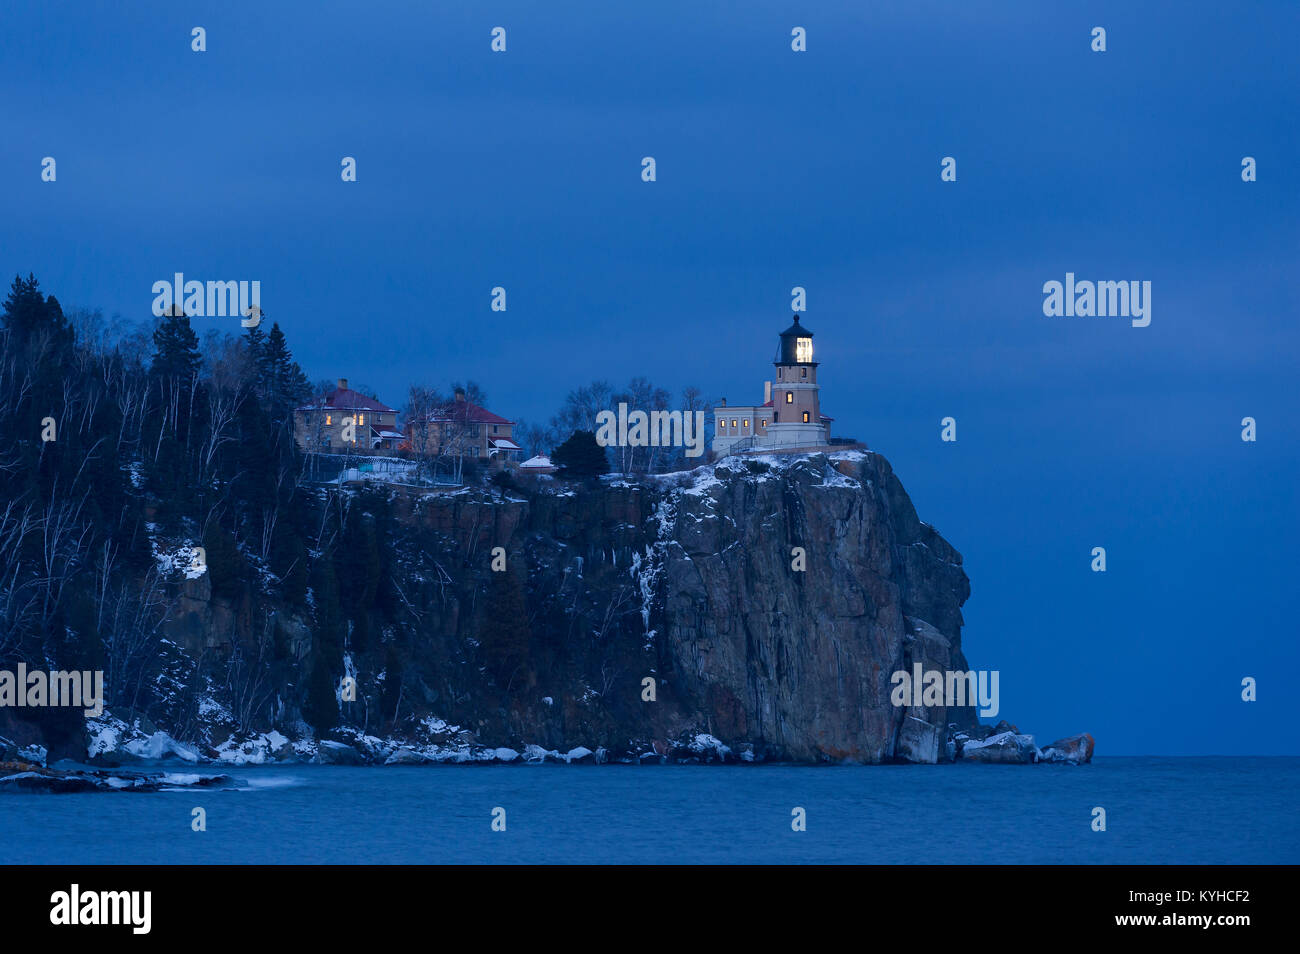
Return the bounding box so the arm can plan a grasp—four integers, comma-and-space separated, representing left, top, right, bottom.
2, 757, 1296, 864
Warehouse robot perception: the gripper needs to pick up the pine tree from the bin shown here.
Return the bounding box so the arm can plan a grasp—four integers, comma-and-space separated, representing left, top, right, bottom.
1, 273, 42, 339
150, 311, 201, 382
0, 275, 123, 531
552, 430, 610, 478
262, 323, 308, 424
145, 310, 206, 532
244, 323, 267, 395
2, 273, 72, 352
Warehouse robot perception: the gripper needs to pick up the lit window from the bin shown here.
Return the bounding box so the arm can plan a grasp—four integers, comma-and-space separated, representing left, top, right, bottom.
743, 419, 749, 428
731, 419, 738, 428
796, 337, 813, 362
760, 420, 766, 428
785, 392, 793, 404
718, 420, 725, 431
358, 414, 365, 425
802, 411, 810, 423
326, 414, 332, 425
801, 368, 807, 378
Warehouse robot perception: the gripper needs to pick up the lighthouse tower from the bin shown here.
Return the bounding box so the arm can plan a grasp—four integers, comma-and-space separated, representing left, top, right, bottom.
765, 314, 827, 447
710, 314, 832, 457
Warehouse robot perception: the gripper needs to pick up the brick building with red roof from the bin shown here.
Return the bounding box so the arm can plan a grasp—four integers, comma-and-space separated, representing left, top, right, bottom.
294, 378, 406, 453
403, 388, 520, 464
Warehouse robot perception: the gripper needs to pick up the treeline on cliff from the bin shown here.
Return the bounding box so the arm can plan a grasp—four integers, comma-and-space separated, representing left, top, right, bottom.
0, 275, 397, 748
0, 276, 673, 756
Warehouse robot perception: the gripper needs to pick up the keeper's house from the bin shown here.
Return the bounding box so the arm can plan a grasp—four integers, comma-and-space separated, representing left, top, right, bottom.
402, 388, 521, 464
294, 378, 405, 453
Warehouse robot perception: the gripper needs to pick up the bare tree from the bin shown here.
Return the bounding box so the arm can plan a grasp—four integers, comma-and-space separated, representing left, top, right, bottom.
226, 614, 277, 733
553, 380, 613, 434
99, 564, 174, 713
512, 419, 558, 459
0, 498, 39, 656
402, 384, 444, 482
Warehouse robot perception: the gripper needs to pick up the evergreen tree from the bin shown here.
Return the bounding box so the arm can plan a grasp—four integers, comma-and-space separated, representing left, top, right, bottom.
552, 430, 610, 478
244, 323, 267, 393
0, 274, 125, 535
2, 273, 72, 352
0, 276, 126, 683
150, 311, 201, 382
261, 322, 309, 424
144, 311, 206, 531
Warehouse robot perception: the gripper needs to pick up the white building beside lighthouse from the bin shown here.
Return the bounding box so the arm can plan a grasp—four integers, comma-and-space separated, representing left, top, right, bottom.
711, 315, 834, 457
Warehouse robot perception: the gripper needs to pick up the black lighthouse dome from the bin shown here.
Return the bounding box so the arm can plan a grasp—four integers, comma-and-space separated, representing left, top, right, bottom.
775, 314, 816, 365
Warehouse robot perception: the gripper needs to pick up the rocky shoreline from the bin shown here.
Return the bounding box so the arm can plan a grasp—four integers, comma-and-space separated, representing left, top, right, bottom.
2, 720, 1094, 788
955, 724, 1095, 765
0, 759, 234, 794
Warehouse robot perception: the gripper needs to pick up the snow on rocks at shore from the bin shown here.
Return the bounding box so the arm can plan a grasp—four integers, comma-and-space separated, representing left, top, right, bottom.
958, 731, 1040, 764
216, 730, 293, 765
86, 714, 200, 764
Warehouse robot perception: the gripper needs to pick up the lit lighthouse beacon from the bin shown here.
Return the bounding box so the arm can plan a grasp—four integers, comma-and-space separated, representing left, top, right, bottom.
711, 314, 832, 457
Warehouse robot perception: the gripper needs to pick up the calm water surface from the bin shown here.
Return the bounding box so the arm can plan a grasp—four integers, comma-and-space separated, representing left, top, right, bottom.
2, 757, 1294, 864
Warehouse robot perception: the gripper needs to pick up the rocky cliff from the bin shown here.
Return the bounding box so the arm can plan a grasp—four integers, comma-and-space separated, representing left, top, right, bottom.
4, 450, 1020, 766
650, 452, 978, 762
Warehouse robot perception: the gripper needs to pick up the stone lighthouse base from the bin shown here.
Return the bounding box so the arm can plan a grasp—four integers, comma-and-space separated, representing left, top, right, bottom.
760, 422, 828, 448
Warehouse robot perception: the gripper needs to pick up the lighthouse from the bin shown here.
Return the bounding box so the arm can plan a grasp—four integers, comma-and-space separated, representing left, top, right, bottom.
711, 315, 832, 457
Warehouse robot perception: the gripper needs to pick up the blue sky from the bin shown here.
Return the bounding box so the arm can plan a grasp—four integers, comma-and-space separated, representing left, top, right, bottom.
3, 1, 1296, 754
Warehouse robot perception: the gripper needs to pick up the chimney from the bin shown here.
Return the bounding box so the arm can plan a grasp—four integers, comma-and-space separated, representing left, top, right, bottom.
720, 397, 726, 407
764, 381, 772, 404
454, 387, 466, 402
338, 378, 348, 391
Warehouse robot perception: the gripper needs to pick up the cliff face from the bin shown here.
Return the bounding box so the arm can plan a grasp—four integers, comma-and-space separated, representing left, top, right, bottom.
651, 452, 975, 762
6, 451, 980, 765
